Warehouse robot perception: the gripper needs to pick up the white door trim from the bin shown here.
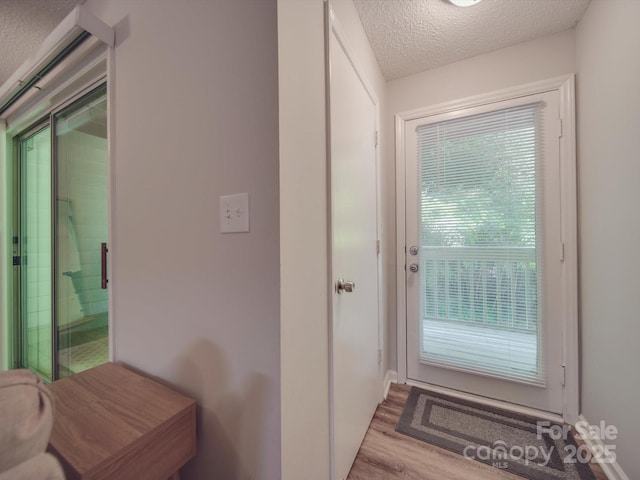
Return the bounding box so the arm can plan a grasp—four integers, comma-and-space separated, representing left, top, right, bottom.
395, 74, 579, 423
577, 414, 630, 480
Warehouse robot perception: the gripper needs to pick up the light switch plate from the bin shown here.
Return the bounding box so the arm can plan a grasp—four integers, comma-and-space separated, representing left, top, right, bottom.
220, 193, 249, 233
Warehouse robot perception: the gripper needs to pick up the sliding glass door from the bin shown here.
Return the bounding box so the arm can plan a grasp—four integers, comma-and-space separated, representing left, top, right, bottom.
14, 84, 108, 381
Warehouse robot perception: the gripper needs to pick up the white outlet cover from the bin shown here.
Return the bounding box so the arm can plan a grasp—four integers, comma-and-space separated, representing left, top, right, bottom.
220, 193, 249, 233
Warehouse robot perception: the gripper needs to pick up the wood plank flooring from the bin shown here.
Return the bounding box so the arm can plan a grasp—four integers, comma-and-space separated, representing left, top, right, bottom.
347, 383, 608, 480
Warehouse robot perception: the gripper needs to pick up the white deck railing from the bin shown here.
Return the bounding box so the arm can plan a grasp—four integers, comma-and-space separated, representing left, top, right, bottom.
420, 246, 538, 332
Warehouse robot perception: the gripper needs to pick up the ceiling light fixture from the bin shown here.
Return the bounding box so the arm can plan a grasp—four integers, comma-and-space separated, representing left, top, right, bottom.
448, 0, 482, 7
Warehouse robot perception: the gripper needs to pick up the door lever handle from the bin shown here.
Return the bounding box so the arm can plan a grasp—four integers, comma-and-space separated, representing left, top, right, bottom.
336, 278, 355, 294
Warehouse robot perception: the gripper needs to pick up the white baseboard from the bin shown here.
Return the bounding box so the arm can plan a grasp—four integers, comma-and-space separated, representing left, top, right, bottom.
383, 370, 397, 399
578, 415, 629, 480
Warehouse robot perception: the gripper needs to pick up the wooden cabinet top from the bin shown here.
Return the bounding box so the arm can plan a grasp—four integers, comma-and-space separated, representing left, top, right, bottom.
47, 362, 196, 480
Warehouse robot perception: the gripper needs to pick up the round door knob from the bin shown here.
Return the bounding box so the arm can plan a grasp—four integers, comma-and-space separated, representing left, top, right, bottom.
409, 263, 419, 273
336, 278, 356, 294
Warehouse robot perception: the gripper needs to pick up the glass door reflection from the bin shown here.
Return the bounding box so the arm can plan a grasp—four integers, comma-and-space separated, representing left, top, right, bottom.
54, 85, 108, 378
19, 125, 53, 382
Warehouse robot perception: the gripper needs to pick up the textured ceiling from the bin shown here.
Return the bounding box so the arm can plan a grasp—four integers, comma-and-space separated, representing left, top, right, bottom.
0, 0, 79, 86
353, 0, 591, 80
0, 0, 591, 87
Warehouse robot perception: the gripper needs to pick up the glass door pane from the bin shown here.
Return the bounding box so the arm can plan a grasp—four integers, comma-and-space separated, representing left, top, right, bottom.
416, 104, 542, 384
19, 126, 53, 382
55, 86, 108, 377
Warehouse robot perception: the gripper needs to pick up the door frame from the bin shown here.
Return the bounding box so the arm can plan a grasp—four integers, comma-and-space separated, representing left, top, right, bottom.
395, 75, 579, 423
325, 4, 384, 478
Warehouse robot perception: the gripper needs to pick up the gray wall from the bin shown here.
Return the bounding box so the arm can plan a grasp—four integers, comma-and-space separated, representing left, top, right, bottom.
83, 1, 281, 478
576, 0, 640, 477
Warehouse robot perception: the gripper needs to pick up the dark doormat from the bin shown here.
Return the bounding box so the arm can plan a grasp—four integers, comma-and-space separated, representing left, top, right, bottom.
396, 386, 596, 480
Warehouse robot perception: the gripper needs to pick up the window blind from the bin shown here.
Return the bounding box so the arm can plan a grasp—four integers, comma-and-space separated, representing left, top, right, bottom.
416, 102, 545, 385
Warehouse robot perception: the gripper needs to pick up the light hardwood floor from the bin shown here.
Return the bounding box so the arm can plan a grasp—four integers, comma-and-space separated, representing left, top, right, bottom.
347, 383, 608, 480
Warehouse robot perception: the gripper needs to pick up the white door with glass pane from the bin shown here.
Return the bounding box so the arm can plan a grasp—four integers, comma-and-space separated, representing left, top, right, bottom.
404, 91, 564, 413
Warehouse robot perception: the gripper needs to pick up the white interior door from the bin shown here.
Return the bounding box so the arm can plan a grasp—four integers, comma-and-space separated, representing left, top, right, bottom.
329, 26, 380, 480
404, 91, 565, 414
